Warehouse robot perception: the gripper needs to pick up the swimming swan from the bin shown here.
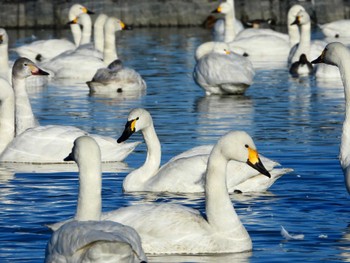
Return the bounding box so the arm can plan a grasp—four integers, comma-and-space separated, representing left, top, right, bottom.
193, 41, 254, 95
87, 17, 147, 94
0, 58, 140, 163
312, 42, 350, 194
13, 4, 93, 62
50, 130, 272, 254
117, 108, 292, 193
45, 136, 147, 263
319, 20, 350, 38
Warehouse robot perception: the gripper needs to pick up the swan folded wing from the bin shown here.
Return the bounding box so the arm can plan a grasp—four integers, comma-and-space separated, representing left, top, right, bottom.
46, 220, 147, 262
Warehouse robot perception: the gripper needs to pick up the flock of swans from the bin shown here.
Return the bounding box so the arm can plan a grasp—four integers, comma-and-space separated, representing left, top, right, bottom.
1, 1, 350, 262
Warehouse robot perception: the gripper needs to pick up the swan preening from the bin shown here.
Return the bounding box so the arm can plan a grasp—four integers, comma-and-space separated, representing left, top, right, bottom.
50, 131, 271, 255
13, 4, 94, 62
312, 42, 350, 194
45, 136, 147, 263
0, 58, 139, 163
87, 17, 147, 94
117, 108, 292, 193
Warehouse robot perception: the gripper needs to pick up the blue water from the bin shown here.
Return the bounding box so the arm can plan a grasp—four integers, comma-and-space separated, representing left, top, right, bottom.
1, 27, 350, 262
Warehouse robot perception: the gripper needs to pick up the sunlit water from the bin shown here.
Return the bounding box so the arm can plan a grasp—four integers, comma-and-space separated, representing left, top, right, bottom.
1, 27, 350, 262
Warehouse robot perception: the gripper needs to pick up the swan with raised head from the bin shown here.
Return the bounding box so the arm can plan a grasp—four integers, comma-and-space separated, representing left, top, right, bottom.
116, 108, 291, 193
13, 4, 93, 62
289, 9, 340, 80
45, 136, 147, 263
49, 130, 271, 254
87, 17, 146, 94
312, 42, 350, 194
0, 58, 140, 163
193, 41, 254, 95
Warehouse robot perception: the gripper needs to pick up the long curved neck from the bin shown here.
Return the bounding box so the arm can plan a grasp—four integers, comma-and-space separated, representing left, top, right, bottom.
205, 146, 248, 237
103, 25, 118, 65
224, 7, 236, 42
79, 17, 92, 45
0, 43, 9, 81
0, 82, 15, 154
70, 24, 81, 47
75, 158, 102, 221
94, 23, 104, 53
123, 125, 161, 191
12, 76, 37, 136
337, 51, 350, 172
288, 24, 300, 47
298, 22, 311, 57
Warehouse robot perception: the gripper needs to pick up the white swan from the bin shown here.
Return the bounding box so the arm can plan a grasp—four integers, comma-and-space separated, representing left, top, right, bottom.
289, 9, 341, 80
40, 13, 106, 81
13, 4, 93, 62
45, 136, 147, 263
86, 17, 147, 94
319, 20, 350, 38
50, 130, 272, 254
193, 41, 254, 95
311, 42, 350, 194
0, 58, 140, 163
116, 108, 291, 193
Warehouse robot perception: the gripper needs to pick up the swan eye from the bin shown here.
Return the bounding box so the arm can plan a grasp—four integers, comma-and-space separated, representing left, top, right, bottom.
245, 144, 249, 148
136, 117, 139, 120
24, 63, 28, 66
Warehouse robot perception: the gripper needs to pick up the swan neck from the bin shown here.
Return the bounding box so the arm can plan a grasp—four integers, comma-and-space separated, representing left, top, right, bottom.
288, 24, 300, 47
205, 146, 245, 233
224, 10, 236, 42
103, 26, 118, 65
70, 24, 81, 47
94, 24, 104, 53
75, 159, 102, 221
0, 83, 15, 154
0, 44, 9, 78
123, 124, 161, 191
298, 22, 311, 54
79, 19, 92, 45
12, 76, 37, 136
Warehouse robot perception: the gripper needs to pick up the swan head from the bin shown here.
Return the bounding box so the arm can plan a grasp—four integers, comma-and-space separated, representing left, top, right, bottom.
105, 17, 126, 33
291, 9, 310, 26
287, 4, 305, 23
64, 136, 101, 165
117, 108, 152, 143
212, 1, 232, 15
0, 28, 8, 45
217, 131, 271, 177
69, 4, 94, 20
68, 13, 91, 27
311, 42, 347, 67
12, 58, 49, 79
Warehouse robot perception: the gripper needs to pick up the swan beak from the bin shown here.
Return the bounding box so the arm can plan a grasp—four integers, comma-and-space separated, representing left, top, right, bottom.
67, 17, 78, 25
63, 152, 74, 162
246, 147, 271, 177
225, 49, 230, 55
290, 16, 300, 26
0, 35, 3, 44
212, 7, 222, 13
120, 21, 126, 29
29, 65, 49, 76
311, 50, 325, 64
117, 119, 137, 143
83, 7, 95, 15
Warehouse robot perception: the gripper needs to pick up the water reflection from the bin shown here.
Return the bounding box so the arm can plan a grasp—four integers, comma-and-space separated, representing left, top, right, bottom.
338, 223, 350, 262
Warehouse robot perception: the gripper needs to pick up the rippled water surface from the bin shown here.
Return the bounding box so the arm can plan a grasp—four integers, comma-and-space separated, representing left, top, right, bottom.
1, 27, 350, 262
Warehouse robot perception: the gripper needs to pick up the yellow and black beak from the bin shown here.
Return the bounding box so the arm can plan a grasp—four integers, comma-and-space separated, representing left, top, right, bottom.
291, 16, 300, 26
67, 17, 78, 25
311, 49, 326, 64
117, 119, 137, 143
212, 6, 222, 13
246, 147, 271, 178
83, 7, 95, 15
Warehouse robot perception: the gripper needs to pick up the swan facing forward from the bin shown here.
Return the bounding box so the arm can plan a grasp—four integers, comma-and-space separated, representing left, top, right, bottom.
50, 131, 271, 255
45, 136, 147, 263
194, 42, 254, 95
312, 42, 350, 194
0, 58, 140, 163
117, 108, 291, 193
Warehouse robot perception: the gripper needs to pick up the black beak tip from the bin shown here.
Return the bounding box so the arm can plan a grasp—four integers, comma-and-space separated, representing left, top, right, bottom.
211, 9, 219, 14
87, 10, 95, 15
311, 56, 322, 64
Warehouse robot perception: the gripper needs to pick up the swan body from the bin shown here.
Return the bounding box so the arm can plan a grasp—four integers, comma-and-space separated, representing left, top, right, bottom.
312, 42, 350, 194
13, 4, 93, 62
40, 13, 105, 81
117, 108, 291, 193
194, 42, 254, 95
50, 131, 272, 255
87, 17, 147, 94
319, 20, 350, 38
0, 58, 140, 163
45, 136, 147, 263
